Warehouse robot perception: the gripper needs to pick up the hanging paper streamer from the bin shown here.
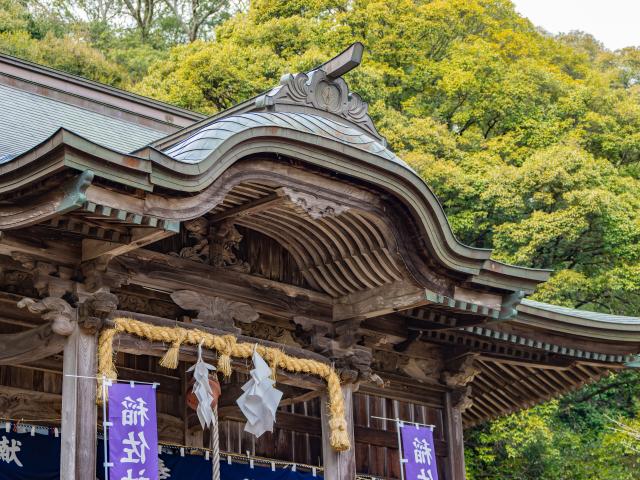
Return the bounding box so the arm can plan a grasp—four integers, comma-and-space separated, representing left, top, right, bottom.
399, 424, 439, 480
108, 383, 159, 480
187, 343, 218, 429
236, 350, 283, 438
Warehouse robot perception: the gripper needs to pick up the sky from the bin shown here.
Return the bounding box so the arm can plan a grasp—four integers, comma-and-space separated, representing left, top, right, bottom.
512, 0, 640, 50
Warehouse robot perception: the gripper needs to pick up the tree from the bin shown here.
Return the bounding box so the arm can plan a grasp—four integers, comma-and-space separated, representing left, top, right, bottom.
162, 0, 229, 42
121, 0, 157, 41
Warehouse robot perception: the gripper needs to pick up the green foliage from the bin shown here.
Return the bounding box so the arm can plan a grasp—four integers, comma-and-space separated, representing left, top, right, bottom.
467, 370, 640, 479
1, 0, 640, 477
0, 30, 127, 84
134, 40, 285, 113
0, 1, 129, 85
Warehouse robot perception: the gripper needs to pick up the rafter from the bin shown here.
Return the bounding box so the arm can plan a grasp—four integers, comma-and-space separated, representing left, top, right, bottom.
209, 189, 286, 222
82, 227, 175, 261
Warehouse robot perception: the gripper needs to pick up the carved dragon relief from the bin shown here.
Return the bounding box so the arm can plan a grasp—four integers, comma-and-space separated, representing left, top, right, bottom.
210, 220, 250, 272
172, 217, 250, 272
254, 69, 383, 143
172, 217, 210, 263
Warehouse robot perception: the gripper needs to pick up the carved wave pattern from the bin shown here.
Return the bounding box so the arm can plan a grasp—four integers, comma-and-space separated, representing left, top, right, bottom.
163, 112, 410, 170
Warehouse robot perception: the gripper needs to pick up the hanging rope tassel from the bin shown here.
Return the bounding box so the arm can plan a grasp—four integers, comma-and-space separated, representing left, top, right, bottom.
266, 347, 284, 382
159, 337, 184, 369
96, 327, 119, 403
216, 335, 236, 378
325, 373, 351, 451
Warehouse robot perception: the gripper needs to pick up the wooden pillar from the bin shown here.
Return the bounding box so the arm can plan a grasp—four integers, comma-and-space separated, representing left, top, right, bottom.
60, 323, 98, 480
444, 392, 466, 480
321, 383, 356, 480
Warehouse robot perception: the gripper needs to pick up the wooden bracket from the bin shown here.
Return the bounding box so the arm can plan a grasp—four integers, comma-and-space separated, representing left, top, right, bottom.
78, 290, 119, 333
442, 353, 481, 388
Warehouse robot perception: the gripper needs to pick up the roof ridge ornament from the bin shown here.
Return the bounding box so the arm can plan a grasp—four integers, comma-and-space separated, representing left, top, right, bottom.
253, 43, 386, 145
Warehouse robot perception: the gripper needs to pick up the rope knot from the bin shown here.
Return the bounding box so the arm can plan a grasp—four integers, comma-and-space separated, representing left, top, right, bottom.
159, 328, 188, 369
268, 348, 284, 382
217, 335, 236, 378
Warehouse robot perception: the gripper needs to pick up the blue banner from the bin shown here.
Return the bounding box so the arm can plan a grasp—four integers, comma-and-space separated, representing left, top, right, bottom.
0, 425, 322, 479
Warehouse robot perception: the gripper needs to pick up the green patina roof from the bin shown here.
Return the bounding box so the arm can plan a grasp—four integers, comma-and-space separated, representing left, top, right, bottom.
521, 299, 640, 325
0, 83, 167, 162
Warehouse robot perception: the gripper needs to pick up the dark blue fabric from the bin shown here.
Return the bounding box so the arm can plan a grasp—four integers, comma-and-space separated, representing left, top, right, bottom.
220, 462, 320, 479
0, 429, 322, 479
0, 429, 60, 480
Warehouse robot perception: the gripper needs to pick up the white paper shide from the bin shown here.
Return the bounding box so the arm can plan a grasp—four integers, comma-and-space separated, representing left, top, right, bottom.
188, 343, 217, 429
236, 350, 283, 437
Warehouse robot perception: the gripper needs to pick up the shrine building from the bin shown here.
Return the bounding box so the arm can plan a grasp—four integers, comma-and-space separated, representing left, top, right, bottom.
0, 43, 638, 480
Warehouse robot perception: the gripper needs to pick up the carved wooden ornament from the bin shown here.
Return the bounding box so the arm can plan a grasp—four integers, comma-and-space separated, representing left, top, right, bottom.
170, 290, 259, 330
17, 297, 75, 336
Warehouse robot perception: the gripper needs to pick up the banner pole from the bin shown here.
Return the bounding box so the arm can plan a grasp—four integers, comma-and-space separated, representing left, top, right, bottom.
102, 376, 110, 480
396, 417, 405, 480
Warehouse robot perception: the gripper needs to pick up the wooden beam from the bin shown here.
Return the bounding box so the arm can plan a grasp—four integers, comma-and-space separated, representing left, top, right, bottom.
0, 385, 61, 421
444, 391, 466, 480
0, 384, 188, 443
319, 42, 364, 79
115, 249, 333, 321
115, 333, 325, 390
0, 231, 78, 265
334, 281, 429, 321
321, 384, 355, 479
0, 170, 93, 230
60, 324, 98, 480
0, 322, 66, 364
16, 356, 184, 394
108, 311, 329, 364
82, 227, 175, 261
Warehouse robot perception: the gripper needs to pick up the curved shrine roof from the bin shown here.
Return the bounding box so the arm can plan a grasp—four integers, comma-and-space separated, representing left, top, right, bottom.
163, 111, 409, 170
0, 47, 637, 347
